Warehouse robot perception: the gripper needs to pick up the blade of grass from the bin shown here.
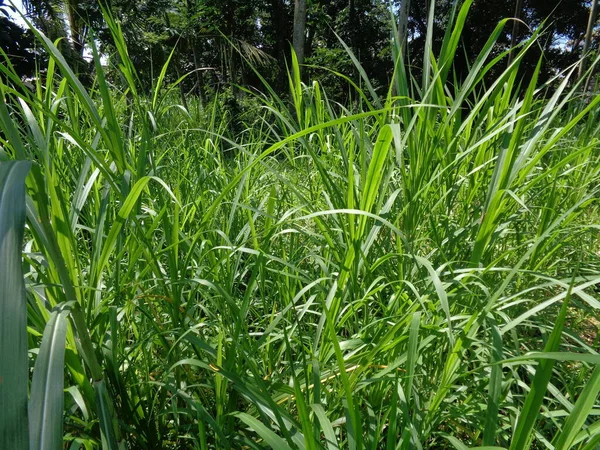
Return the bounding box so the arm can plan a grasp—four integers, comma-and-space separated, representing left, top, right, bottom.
312, 404, 339, 450
0, 160, 31, 450
508, 279, 575, 450
552, 365, 600, 450
235, 412, 295, 450
483, 324, 503, 446
29, 303, 71, 450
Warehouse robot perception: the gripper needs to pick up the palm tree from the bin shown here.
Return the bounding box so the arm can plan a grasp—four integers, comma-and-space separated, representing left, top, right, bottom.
293, 0, 307, 68
398, 0, 411, 59
22, 0, 94, 73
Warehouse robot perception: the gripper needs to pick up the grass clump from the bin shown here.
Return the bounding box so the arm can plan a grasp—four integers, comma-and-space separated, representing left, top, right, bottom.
1, 2, 600, 449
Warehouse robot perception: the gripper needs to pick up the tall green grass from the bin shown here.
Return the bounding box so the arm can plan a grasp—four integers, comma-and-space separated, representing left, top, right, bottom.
1, 2, 600, 448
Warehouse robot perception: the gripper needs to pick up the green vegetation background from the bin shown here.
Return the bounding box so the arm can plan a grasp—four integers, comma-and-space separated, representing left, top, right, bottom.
1, 1, 600, 449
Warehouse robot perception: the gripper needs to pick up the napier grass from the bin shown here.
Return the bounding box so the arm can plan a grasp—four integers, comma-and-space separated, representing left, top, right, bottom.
1, 2, 600, 449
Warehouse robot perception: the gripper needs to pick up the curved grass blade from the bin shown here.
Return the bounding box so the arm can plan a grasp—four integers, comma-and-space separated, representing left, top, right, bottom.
580, 432, 600, 450
311, 404, 339, 450
235, 412, 295, 450
96, 175, 178, 283
29, 303, 71, 450
572, 419, 600, 448
443, 434, 506, 450
358, 124, 393, 237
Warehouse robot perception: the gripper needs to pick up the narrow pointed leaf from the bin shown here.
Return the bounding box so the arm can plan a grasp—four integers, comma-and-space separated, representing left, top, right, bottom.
235, 412, 295, 450
29, 304, 71, 450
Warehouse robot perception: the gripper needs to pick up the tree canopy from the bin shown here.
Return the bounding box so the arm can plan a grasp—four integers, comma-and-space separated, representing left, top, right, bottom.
0, 1, 37, 78
2, 0, 599, 99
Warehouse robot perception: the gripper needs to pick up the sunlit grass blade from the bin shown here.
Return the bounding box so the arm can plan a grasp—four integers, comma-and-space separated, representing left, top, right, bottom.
358, 124, 393, 237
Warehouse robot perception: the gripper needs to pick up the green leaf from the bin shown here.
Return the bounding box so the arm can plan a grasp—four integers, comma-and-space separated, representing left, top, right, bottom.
359, 124, 392, 235
405, 311, 421, 409
508, 282, 574, 450
94, 379, 119, 449
483, 324, 503, 446
29, 304, 71, 450
0, 82, 27, 160
552, 365, 600, 450
502, 352, 600, 365
443, 433, 506, 449
0, 161, 32, 450
235, 412, 294, 450
572, 419, 600, 447
311, 404, 339, 450
96, 175, 178, 281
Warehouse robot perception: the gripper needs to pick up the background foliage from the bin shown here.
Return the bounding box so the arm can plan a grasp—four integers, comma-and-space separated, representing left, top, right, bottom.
2, 0, 599, 99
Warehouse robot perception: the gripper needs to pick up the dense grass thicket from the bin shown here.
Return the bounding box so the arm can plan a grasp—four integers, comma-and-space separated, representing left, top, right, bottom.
1, 3, 600, 449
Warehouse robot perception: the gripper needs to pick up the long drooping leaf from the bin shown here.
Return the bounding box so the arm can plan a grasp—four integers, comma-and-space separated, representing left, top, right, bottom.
0, 161, 32, 450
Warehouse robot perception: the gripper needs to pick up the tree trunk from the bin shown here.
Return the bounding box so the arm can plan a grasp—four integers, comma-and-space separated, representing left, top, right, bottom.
507, 0, 523, 66
192, 44, 207, 105
271, 0, 286, 62
293, 0, 307, 67
349, 0, 356, 50
397, 0, 411, 58
225, 3, 239, 90
65, 0, 85, 57
578, 0, 599, 85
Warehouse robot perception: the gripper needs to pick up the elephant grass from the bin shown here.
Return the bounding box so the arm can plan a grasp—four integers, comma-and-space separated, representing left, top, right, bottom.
1, 2, 600, 448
